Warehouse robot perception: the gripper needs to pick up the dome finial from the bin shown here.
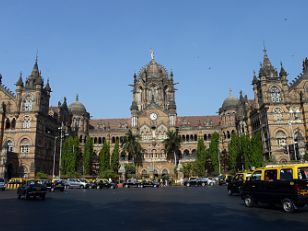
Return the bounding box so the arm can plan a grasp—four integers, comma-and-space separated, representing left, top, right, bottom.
229, 88, 233, 96
150, 49, 155, 60
76, 94, 79, 102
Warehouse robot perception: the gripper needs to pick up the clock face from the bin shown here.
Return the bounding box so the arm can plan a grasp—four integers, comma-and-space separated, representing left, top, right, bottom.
150, 112, 158, 121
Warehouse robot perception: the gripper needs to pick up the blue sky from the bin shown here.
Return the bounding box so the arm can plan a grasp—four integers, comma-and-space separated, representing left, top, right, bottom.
0, 0, 307, 119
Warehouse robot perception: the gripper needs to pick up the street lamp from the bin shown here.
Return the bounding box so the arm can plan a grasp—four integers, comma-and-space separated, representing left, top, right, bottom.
52, 136, 58, 178
58, 122, 64, 179
288, 121, 297, 161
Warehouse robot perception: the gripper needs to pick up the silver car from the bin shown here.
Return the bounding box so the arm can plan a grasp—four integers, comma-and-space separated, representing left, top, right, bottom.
0, 178, 6, 191
64, 178, 88, 189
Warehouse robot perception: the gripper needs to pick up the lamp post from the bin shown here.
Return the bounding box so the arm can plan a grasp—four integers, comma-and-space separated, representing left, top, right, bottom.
58, 122, 64, 179
52, 136, 58, 178
288, 121, 297, 161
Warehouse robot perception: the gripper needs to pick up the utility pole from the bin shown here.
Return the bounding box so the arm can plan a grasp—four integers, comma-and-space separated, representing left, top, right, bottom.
59, 122, 64, 178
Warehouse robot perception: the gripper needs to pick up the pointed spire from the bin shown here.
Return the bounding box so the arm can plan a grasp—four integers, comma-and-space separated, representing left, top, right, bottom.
16, 72, 24, 87
279, 62, 287, 78
262, 46, 271, 68
44, 78, 51, 92
0, 73, 2, 85
170, 70, 174, 79
252, 70, 258, 84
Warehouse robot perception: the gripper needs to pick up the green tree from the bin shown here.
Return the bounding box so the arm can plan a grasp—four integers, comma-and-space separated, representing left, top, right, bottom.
228, 133, 239, 173
181, 163, 192, 178
122, 129, 143, 165
163, 130, 181, 163
249, 131, 264, 168
240, 134, 251, 170
61, 136, 80, 176
196, 138, 206, 163
83, 137, 94, 175
111, 139, 120, 173
191, 161, 205, 177
124, 163, 136, 178
99, 139, 110, 174
209, 132, 220, 175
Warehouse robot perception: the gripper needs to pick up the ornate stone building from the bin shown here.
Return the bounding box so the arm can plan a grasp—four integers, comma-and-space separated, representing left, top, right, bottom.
1, 50, 308, 179
0, 60, 68, 178
76, 54, 220, 178
219, 49, 308, 163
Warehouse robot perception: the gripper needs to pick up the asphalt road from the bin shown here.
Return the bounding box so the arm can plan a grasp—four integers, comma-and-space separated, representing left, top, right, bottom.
0, 186, 308, 231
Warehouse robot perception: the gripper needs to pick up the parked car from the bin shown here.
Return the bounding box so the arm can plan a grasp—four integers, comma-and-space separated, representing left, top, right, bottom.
64, 178, 89, 189
123, 179, 141, 188
96, 179, 117, 189
184, 178, 207, 187
0, 178, 5, 191
140, 180, 160, 188
17, 179, 47, 200
227, 171, 252, 195
240, 163, 308, 213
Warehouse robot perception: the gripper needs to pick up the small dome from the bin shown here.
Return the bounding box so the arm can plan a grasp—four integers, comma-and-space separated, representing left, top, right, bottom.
69, 95, 87, 115
222, 95, 239, 110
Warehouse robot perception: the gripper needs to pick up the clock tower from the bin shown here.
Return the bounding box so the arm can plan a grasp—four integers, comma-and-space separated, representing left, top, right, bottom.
130, 52, 177, 177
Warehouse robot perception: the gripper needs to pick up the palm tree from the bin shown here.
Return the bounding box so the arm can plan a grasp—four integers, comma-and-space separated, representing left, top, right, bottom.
163, 130, 181, 164
122, 129, 143, 165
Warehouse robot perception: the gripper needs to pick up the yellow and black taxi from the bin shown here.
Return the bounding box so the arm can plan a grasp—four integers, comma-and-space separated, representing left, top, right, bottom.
218, 174, 233, 186
17, 179, 47, 200
227, 171, 252, 195
240, 163, 308, 213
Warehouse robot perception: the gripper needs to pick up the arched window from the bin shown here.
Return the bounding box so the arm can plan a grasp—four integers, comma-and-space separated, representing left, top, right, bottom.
20, 138, 30, 154
185, 135, 189, 142
5, 119, 10, 129
204, 134, 207, 141
79, 135, 83, 143
162, 169, 168, 175
98, 137, 102, 144
23, 96, 33, 111
112, 137, 115, 144
11, 118, 16, 129
270, 86, 281, 103
184, 149, 190, 156
22, 116, 31, 129
208, 134, 212, 139
194, 134, 197, 141
94, 137, 97, 144
227, 131, 230, 139
276, 131, 286, 148
7, 140, 14, 152
190, 135, 194, 141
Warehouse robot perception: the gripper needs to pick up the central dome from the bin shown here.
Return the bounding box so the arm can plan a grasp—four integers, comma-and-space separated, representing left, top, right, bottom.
138, 55, 169, 79
69, 95, 87, 115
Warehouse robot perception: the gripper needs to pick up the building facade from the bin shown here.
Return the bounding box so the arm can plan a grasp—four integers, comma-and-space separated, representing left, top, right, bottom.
1, 50, 308, 179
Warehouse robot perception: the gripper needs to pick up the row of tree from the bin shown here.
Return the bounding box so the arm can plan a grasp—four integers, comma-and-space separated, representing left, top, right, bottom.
181, 132, 264, 178
59, 129, 264, 178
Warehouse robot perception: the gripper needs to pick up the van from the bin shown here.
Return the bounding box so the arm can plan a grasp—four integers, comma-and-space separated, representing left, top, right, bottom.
240, 163, 308, 213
